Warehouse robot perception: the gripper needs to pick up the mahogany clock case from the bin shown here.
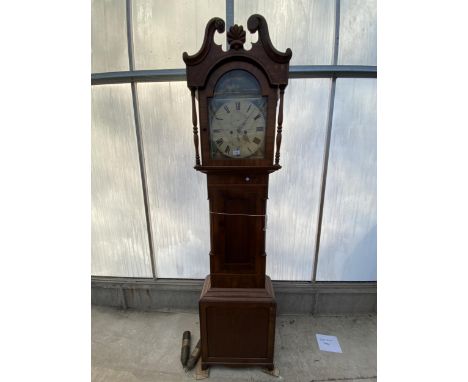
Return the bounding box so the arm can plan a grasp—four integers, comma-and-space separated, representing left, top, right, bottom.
183, 14, 292, 371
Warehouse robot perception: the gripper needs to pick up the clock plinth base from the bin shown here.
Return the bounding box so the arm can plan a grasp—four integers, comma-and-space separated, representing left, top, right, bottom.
199, 275, 276, 370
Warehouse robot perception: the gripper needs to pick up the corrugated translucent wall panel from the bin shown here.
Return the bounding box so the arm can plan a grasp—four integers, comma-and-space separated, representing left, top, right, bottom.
266, 79, 330, 280
338, 0, 377, 66
316, 78, 376, 281
137, 82, 210, 278
132, 0, 226, 70
235, 0, 335, 65
91, 0, 129, 73
92, 84, 153, 277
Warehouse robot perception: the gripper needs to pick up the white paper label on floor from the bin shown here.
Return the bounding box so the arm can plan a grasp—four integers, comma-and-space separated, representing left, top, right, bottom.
316, 334, 342, 353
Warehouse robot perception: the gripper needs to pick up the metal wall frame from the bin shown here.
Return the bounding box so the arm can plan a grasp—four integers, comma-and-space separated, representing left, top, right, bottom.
91, 65, 376, 85
91, 0, 377, 285
312, 0, 341, 282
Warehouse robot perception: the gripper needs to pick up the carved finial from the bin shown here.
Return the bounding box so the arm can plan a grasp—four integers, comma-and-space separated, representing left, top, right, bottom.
227, 24, 246, 50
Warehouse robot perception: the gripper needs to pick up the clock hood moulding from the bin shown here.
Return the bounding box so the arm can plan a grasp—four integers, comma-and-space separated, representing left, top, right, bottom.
183, 14, 292, 89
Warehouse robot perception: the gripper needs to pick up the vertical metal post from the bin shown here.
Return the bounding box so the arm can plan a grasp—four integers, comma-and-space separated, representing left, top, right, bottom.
126, 0, 158, 279
125, 0, 135, 71
332, 0, 341, 66
312, 0, 340, 282
226, 0, 234, 33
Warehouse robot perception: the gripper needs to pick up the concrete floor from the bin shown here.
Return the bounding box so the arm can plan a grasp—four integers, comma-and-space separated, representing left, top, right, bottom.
92, 306, 376, 382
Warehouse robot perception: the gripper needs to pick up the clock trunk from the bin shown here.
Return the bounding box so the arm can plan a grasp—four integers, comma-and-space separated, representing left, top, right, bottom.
208, 172, 268, 288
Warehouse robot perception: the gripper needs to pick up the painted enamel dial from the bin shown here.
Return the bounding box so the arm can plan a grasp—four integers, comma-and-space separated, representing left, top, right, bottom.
210, 100, 266, 159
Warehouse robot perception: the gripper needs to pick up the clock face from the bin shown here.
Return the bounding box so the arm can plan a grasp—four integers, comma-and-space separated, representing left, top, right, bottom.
210, 99, 266, 159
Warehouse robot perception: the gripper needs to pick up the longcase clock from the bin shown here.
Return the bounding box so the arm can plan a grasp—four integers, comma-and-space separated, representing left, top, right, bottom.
183, 14, 292, 371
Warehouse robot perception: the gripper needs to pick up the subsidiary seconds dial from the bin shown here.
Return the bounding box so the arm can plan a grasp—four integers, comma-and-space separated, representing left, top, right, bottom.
210, 100, 266, 159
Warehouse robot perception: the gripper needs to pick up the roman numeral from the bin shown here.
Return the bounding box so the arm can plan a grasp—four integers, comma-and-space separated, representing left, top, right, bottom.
254, 114, 261, 120
235, 102, 240, 111
246, 104, 252, 113
225, 145, 230, 154
224, 105, 230, 113
216, 138, 223, 145
215, 116, 223, 120
253, 137, 261, 145
256, 126, 264, 132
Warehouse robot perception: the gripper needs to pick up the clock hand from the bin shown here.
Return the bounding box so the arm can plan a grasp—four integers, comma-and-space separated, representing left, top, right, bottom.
237, 118, 250, 135
238, 108, 254, 131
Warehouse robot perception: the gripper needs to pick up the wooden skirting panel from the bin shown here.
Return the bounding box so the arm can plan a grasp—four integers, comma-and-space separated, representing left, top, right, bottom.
91, 277, 376, 315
